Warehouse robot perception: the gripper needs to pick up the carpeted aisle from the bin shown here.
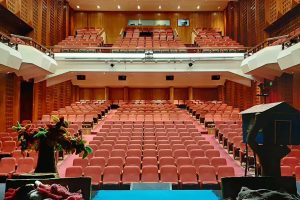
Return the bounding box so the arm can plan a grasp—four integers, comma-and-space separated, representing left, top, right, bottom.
92, 190, 220, 200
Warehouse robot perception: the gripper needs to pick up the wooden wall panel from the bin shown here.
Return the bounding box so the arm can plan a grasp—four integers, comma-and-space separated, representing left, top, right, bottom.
0, 73, 20, 131
174, 88, 188, 100
224, 80, 256, 111
109, 88, 124, 100
79, 88, 105, 100
293, 72, 300, 110
225, 0, 299, 46
193, 88, 219, 101
71, 11, 224, 44
45, 80, 74, 115
128, 88, 169, 100
266, 73, 293, 105
33, 81, 47, 121
0, 0, 67, 46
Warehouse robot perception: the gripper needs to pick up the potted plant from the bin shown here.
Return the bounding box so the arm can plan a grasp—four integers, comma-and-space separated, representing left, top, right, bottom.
12, 116, 92, 174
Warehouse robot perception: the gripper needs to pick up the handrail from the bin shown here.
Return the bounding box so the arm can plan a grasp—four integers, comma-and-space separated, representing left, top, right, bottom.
244, 35, 289, 58
10, 34, 54, 58
192, 28, 199, 35
119, 28, 124, 37
282, 30, 300, 49
0, 31, 18, 50
174, 28, 179, 37
51, 45, 250, 53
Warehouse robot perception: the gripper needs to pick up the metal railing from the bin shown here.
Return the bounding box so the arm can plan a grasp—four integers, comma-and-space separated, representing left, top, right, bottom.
282, 31, 300, 49
0, 31, 18, 50
244, 35, 289, 58
10, 34, 54, 58
51, 45, 250, 54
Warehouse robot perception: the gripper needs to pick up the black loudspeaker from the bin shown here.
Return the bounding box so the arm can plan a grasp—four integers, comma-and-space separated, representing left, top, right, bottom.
166, 75, 174, 81
211, 75, 220, 80
221, 176, 297, 199
118, 75, 126, 81
77, 75, 86, 80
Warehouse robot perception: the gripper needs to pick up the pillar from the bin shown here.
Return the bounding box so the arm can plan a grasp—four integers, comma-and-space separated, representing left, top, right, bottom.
169, 87, 174, 103
188, 87, 193, 100
105, 87, 110, 100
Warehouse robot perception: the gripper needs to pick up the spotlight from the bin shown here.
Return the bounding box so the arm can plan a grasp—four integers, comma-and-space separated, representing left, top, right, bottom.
110, 63, 115, 68
188, 63, 193, 67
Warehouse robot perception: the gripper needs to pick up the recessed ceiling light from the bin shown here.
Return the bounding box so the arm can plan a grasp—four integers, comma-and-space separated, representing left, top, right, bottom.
117, 5, 121, 9
76, 5, 80, 9
197, 5, 200, 10
137, 5, 140, 10
177, 5, 181, 10
158, 5, 162, 10
97, 5, 100, 9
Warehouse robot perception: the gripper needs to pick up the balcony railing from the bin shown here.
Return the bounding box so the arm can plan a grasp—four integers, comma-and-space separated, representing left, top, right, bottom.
10, 34, 54, 58
0, 31, 18, 50
51, 45, 250, 54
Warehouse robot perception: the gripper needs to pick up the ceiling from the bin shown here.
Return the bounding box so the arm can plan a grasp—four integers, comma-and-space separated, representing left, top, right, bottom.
65, 71, 250, 88
68, 0, 235, 12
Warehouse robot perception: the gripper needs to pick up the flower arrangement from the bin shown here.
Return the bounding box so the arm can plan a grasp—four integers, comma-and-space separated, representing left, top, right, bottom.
12, 116, 92, 173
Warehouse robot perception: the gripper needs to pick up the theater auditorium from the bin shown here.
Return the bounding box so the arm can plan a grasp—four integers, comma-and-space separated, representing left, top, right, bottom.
0, 0, 300, 199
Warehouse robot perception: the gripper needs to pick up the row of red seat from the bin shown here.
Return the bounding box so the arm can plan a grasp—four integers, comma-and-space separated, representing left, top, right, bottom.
65, 165, 234, 188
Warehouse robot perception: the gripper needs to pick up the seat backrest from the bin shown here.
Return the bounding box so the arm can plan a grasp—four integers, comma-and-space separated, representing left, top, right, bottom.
125, 157, 141, 166
107, 157, 124, 168
205, 150, 220, 160
0, 157, 16, 173
218, 166, 235, 180
122, 166, 140, 183
280, 166, 293, 176
210, 157, 227, 170
89, 157, 106, 168
73, 158, 89, 169
16, 157, 34, 174
160, 165, 178, 183
83, 166, 102, 185
142, 157, 157, 166
178, 165, 198, 183
65, 166, 83, 177
193, 157, 210, 167
198, 166, 217, 182
141, 166, 159, 182
103, 166, 121, 183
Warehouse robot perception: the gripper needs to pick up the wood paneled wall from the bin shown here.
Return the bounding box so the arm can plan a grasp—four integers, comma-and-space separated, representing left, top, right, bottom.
33, 80, 77, 120
225, 0, 300, 46
174, 88, 188, 100
293, 72, 300, 110
109, 88, 124, 100
223, 80, 256, 111
128, 88, 169, 100
70, 11, 224, 44
0, 73, 21, 131
193, 88, 219, 101
266, 73, 294, 105
0, 0, 67, 46
79, 88, 105, 100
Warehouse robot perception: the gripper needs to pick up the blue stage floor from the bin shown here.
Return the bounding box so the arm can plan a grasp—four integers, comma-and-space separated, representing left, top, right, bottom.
92, 190, 221, 200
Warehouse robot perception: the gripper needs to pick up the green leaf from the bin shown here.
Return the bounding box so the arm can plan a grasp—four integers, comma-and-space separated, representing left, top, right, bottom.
85, 146, 93, 154
34, 129, 48, 139
82, 150, 88, 159
82, 146, 93, 159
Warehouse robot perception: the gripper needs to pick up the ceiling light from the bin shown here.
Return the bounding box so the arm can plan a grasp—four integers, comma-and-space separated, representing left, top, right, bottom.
137, 5, 140, 10
97, 5, 100, 9
76, 5, 80, 9
197, 5, 200, 10
218, 6, 221, 10
158, 5, 161, 10
177, 5, 180, 10
117, 5, 121, 9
